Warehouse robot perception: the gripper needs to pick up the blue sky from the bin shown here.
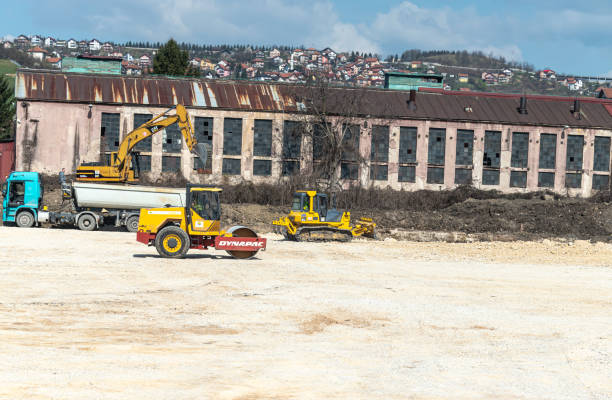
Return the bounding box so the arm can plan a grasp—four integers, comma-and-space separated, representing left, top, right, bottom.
4, 0, 612, 76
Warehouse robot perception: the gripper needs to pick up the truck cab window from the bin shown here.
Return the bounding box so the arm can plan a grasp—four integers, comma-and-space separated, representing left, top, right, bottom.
9, 181, 25, 204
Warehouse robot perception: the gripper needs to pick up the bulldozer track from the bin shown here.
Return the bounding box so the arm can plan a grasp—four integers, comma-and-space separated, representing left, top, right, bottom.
293, 227, 353, 242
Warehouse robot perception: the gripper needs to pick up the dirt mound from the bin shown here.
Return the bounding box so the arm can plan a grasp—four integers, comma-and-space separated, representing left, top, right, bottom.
6, 177, 612, 241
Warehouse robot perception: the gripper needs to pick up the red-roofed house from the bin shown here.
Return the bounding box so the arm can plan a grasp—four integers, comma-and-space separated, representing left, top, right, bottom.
253, 58, 264, 68
27, 46, 47, 61
596, 87, 612, 99
139, 54, 151, 67
45, 57, 62, 68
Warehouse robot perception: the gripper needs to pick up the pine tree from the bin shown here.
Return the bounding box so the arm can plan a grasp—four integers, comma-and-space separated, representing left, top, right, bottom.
0, 76, 15, 139
153, 39, 189, 76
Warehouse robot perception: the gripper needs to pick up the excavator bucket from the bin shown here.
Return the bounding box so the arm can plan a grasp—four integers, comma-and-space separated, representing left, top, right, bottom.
194, 143, 208, 167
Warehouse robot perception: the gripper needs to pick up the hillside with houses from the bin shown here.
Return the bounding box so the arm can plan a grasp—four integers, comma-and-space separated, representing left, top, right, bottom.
2, 34, 612, 98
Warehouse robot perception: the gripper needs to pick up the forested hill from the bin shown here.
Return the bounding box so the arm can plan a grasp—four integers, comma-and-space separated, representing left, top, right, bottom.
398, 49, 534, 72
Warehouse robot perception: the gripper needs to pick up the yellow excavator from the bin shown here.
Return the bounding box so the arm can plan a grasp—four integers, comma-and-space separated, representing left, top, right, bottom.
272, 190, 376, 241
76, 104, 208, 183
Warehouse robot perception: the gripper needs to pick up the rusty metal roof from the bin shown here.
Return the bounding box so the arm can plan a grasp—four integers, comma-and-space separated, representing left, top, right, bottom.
15, 69, 612, 129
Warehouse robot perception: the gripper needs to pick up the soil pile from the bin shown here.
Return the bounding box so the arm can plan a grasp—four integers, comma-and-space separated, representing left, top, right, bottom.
5, 175, 612, 241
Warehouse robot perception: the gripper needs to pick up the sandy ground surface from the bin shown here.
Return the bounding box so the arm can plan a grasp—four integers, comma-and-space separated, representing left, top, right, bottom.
0, 226, 611, 399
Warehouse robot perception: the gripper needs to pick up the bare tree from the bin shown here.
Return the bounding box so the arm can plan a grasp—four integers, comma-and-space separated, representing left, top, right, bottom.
286, 73, 376, 192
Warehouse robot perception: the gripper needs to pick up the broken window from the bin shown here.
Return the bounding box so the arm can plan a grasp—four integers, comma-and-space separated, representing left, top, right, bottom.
510, 171, 527, 188
282, 160, 299, 176
428, 128, 445, 165
370, 164, 388, 181
133, 113, 153, 152
511, 132, 529, 168
223, 118, 243, 156
593, 174, 609, 190
398, 165, 416, 183
194, 117, 213, 172
253, 119, 272, 157
282, 121, 302, 159
565, 173, 582, 188
341, 124, 360, 162
101, 113, 120, 152
455, 168, 472, 184
312, 123, 326, 161
222, 158, 241, 175
538, 133, 556, 170
455, 130, 473, 166
483, 131, 501, 168
253, 159, 271, 176
593, 136, 610, 172
482, 169, 499, 186
162, 156, 181, 172
399, 127, 417, 164
566, 135, 584, 171
427, 167, 444, 184
162, 124, 182, 153
341, 162, 359, 180
371, 125, 389, 162
538, 172, 554, 188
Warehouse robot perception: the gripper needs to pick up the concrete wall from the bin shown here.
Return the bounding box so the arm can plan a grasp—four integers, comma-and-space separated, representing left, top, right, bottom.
14, 100, 612, 196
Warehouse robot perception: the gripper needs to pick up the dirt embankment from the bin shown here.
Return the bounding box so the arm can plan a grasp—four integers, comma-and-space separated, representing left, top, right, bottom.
7, 175, 612, 241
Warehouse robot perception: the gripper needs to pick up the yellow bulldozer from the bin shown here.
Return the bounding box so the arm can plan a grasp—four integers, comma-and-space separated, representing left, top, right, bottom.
137, 184, 266, 259
272, 190, 376, 241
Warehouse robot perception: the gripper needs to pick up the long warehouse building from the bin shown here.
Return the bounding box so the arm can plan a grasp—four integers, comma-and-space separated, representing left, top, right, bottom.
14, 69, 612, 196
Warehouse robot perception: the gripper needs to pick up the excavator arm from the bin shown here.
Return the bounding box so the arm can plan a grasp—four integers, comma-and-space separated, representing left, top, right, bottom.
77, 104, 207, 183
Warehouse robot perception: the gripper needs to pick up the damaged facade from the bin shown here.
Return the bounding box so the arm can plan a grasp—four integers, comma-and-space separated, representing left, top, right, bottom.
14, 69, 612, 195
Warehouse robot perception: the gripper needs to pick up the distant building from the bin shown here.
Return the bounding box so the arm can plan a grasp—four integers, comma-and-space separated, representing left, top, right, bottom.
138, 54, 151, 67
62, 54, 122, 74
101, 42, 114, 53
269, 48, 280, 59
15, 35, 30, 48
89, 39, 101, 52
67, 39, 77, 49
27, 46, 47, 61
384, 71, 444, 91
45, 57, 62, 69
44, 37, 56, 47
596, 87, 612, 99
458, 73, 469, 83
30, 35, 42, 46
14, 69, 612, 197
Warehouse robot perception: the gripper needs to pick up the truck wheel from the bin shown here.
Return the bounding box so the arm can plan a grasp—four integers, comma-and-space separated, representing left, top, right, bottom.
155, 226, 190, 258
77, 214, 96, 231
126, 215, 139, 233
15, 211, 35, 228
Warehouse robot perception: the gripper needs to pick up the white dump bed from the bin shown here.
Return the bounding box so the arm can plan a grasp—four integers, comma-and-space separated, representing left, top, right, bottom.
72, 182, 186, 210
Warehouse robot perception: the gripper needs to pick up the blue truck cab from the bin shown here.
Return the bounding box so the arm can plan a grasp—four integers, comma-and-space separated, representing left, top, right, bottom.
1, 171, 43, 227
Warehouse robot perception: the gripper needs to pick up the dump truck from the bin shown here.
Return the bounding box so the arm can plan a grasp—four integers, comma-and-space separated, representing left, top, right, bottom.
137, 185, 267, 259
272, 190, 376, 241
1, 171, 186, 231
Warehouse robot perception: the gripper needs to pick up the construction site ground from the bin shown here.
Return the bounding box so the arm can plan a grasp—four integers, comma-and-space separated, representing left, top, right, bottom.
1, 226, 611, 399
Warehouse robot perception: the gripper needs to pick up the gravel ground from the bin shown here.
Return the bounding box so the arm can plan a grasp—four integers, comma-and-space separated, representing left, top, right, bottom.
0, 226, 611, 399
